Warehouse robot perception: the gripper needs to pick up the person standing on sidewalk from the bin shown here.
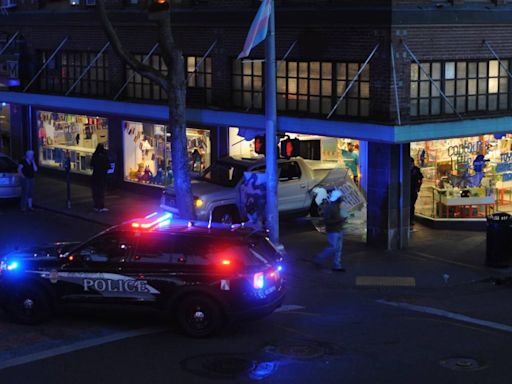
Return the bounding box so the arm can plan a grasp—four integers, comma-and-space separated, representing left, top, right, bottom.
314, 189, 347, 272
18, 149, 38, 211
90, 143, 110, 212
410, 157, 423, 226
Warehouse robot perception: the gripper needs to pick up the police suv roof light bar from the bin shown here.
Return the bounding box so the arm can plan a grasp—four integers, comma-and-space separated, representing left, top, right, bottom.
131, 212, 173, 229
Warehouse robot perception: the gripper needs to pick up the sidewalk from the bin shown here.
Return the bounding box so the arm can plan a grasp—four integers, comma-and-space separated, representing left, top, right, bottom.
32, 174, 511, 287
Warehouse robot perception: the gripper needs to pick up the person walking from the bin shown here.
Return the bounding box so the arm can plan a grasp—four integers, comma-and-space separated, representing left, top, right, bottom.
90, 143, 110, 212
410, 157, 423, 226
314, 189, 347, 272
18, 150, 38, 211
341, 142, 359, 185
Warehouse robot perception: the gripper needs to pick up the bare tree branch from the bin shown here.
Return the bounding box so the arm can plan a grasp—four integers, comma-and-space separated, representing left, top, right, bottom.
96, 0, 167, 90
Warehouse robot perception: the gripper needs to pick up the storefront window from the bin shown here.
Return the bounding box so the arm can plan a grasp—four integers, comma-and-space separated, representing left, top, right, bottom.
123, 121, 211, 186
228, 127, 361, 175
0, 103, 10, 156
411, 134, 512, 220
37, 111, 108, 174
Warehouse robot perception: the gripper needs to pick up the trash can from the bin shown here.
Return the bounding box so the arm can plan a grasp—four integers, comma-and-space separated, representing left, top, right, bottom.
486, 212, 512, 268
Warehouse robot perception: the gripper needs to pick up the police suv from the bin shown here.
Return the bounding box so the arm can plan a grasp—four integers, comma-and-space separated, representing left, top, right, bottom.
0, 213, 285, 337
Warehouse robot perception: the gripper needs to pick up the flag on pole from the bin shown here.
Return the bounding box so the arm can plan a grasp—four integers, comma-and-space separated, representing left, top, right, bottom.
237, 0, 272, 60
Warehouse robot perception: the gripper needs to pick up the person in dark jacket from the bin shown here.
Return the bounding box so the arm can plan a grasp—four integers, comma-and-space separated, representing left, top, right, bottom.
410, 157, 423, 226
18, 149, 38, 211
314, 189, 346, 272
90, 143, 110, 212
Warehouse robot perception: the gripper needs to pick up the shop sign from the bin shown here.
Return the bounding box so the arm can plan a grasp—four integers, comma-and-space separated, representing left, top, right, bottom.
447, 140, 490, 159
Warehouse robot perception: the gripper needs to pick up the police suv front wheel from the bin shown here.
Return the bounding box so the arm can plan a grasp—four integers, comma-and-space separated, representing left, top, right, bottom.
7, 287, 51, 325
177, 295, 224, 338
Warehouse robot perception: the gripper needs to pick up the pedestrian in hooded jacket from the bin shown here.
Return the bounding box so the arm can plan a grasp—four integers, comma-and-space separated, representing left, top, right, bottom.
90, 143, 110, 212
314, 189, 347, 272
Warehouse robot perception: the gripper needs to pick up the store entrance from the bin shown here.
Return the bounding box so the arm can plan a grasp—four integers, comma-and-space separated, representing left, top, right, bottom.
0, 103, 10, 156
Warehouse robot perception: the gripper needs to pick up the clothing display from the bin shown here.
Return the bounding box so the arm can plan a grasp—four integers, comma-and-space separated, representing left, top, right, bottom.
37, 111, 108, 175
123, 121, 211, 187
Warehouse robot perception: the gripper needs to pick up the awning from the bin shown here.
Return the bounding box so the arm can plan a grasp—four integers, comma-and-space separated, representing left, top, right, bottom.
0, 91, 510, 144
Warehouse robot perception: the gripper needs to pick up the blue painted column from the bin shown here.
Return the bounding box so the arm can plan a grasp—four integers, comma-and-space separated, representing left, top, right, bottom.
366, 142, 410, 249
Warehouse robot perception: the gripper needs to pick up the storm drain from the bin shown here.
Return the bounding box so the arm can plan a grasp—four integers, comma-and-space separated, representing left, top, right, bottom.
265, 339, 341, 360
181, 354, 278, 380
356, 276, 416, 287
439, 357, 486, 371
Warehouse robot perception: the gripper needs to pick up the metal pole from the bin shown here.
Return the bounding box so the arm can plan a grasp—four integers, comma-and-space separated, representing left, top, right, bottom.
65, 42, 110, 96
245, 40, 297, 112
327, 44, 380, 119
186, 40, 217, 82
64, 153, 71, 209
23, 37, 69, 92
484, 40, 512, 80
402, 41, 462, 119
113, 43, 159, 101
0, 31, 19, 56
265, 0, 279, 244
28, 105, 33, 150
390, 43, 402, 126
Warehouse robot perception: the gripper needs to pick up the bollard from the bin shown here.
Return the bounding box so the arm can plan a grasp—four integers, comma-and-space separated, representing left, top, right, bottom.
64, 152, 71, 209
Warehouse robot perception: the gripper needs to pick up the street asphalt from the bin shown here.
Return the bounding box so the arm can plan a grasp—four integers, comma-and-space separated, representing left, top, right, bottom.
0, 174, 511, 383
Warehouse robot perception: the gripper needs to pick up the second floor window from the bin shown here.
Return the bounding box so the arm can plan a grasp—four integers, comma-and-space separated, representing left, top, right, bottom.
410, 59, 509, 117
125, 54, 212, 104
187, 56, 213, 104
232, 59, 370, 117
232, 60, 263, 110
126, 55, 168, 101
39, 51, 109, 97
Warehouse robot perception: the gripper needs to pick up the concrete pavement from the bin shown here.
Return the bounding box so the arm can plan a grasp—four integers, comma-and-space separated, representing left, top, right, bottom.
31, 173, 511, 281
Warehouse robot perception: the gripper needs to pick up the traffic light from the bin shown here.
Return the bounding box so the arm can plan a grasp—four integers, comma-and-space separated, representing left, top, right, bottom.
280, 137, 300, 159
148, 0, 169, 13
254, 135, 265, 155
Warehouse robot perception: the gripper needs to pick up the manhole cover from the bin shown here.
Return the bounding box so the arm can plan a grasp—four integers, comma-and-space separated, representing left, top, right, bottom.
265, 344, 327, 359
440, 357, 486, 371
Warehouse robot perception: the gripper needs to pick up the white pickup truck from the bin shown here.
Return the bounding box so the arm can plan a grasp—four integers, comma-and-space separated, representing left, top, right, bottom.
160, 156, 335, 223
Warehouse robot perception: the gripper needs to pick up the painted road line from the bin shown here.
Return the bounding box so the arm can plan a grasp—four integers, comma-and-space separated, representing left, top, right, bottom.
356, 276, 416, 287
377, 300, 512, 333
0, 327, 167, 371
407, 250, 489, 272
275, 304, 306, 313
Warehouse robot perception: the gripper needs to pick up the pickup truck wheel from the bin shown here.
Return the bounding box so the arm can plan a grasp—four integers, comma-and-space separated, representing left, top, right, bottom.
212, 206, 240, 225
177, 295, 224, 338
7, 287, 51, 325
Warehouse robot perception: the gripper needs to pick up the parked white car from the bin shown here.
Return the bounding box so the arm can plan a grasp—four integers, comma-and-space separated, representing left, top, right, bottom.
0, 153, 21, 199
160, 156, 336, 223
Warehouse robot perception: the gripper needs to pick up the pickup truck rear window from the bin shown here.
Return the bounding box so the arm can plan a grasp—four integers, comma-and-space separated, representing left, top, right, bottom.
200, 161, 248, 187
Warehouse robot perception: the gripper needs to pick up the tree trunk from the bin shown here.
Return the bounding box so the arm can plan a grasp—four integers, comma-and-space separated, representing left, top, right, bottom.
168, 51, 195, 219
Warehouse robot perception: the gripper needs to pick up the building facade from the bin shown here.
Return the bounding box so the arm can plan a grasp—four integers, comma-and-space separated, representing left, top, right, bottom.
1, 0, 512, 249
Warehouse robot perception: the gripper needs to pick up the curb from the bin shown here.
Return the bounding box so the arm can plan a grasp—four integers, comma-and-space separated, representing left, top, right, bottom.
34, 204, 111, 227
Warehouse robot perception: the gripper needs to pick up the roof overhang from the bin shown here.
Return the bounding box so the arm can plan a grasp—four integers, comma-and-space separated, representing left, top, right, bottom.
0, 91, 510, 143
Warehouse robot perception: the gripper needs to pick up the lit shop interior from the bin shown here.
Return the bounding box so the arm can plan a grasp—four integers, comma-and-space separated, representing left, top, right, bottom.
412, 134, 512, 220
37, 111, 108, 175
123, 120, 211, 186
0, 103, 10, 156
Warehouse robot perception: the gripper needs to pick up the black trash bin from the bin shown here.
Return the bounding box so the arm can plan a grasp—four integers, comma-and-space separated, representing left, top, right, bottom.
486, 212, 512, 268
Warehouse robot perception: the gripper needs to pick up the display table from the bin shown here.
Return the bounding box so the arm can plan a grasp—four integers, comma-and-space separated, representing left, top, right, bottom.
495, 181, 512, 205
436, 192, 495, 218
